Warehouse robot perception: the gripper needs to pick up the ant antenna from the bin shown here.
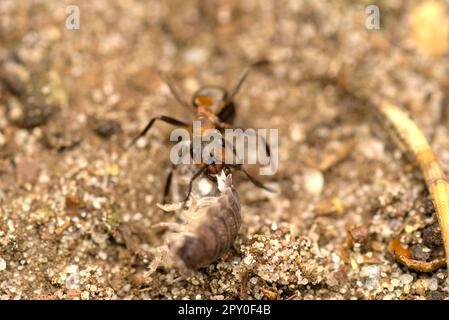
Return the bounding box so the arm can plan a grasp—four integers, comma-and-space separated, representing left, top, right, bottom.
224, 67, 250, 105
160, 72, 194, 110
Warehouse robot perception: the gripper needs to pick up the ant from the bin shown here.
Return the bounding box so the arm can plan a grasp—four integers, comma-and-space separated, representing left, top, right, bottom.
128, 68, 273, 204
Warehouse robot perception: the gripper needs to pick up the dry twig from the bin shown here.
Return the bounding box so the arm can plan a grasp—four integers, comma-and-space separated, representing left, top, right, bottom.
374, 100, 449, 275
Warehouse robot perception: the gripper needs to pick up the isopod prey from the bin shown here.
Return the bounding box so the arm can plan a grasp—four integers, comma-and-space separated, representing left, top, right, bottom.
147, 172, 241, 274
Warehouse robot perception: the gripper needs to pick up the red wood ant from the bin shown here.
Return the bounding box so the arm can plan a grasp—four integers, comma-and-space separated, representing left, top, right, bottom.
128, 68, 273, 204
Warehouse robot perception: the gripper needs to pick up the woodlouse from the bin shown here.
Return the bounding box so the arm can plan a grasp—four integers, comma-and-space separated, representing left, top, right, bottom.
147, 172, 241, 274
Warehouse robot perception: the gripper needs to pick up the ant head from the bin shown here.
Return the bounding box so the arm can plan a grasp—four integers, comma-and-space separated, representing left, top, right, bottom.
203, 153, 224, 175
192, 86, 227, 113
202, 152, 230, 177
204, 164, 231, 184
206, 163, 223, 175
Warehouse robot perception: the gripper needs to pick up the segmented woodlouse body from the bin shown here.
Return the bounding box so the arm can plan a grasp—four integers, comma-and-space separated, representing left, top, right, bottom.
148, 172, 241, 274
171, 174, 241, 269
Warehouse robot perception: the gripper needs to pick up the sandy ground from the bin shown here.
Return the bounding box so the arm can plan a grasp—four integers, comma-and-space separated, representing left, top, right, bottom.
1, 0, 449, 300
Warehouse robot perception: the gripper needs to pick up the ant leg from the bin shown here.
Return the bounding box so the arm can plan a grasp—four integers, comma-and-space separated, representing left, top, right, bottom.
162, 165, 176, 204
127, 115, 188, 149
222, 136, 244, 165
247, 129, 271, 157
227, 164, 274, 192
221, 127, 271, 157
217, 103, 236, 125
160, 73, 193, 110
151, 222, 184, 232
182, 166, 207, 208
259, 133, 271, 158
144, 246, 171, 276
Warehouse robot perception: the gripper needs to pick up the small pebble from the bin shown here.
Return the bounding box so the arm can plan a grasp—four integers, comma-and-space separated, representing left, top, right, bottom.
390, 278, 400, 287
289, 123, 304, 142
8, 98, 55, 129
182, 47, 210, 65
422, 223, 443, 248
0, 258, 6, 271
411, 244, 431, 261
428, 278, 438, 291
93, 119, 122, 138
399, 274, 414, 285
65, 264, 79, 274
302, 168, 324, 195
359, 138, 384, 160
243, 256, 253, 266
16, 156, 40, 185
98, 251, 108, 260
0, 60, 30, 96
348, 224, 369, 245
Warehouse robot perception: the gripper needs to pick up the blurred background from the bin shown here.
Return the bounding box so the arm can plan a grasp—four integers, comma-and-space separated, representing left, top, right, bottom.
1, 0, 449, 300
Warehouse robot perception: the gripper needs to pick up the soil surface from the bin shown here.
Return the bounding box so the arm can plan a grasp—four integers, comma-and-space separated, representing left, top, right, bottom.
1, 0, 449, 300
